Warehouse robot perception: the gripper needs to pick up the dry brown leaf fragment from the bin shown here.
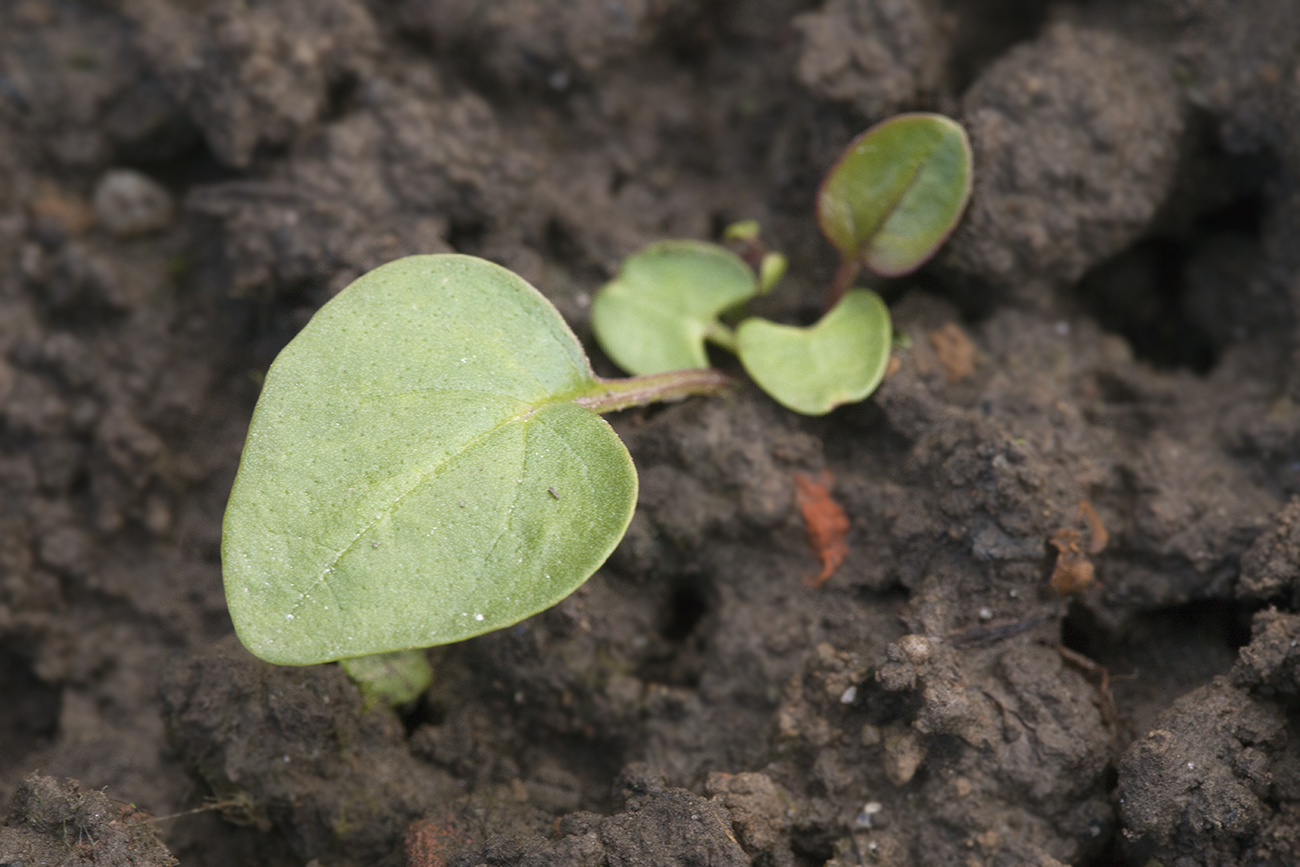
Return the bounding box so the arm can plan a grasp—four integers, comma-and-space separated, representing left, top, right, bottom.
793, 470, 849, 589
926, 322, 977, 382
1049, 526, 1094, 594
1048, 500, 1108, 594
1078, 499, 1108, 554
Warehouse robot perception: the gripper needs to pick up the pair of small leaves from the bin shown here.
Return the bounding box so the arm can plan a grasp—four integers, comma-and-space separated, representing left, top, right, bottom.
591, 113, 970, 416
592, 242, 892, 416
224, 255, 639, 665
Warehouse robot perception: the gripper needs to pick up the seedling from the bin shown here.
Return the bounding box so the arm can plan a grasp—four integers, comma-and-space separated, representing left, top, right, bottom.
221, 115, 971, 684
591, 113, 972, 415
223, 254, 727, 668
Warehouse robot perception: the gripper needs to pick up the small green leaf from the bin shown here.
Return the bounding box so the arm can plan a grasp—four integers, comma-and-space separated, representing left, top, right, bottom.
758, 252, 788, 294
591, 240, 757, 375
223, 254, 637, 665
723, 219, 761, 243
736, 290, 892, 416
818, 113, 972, 277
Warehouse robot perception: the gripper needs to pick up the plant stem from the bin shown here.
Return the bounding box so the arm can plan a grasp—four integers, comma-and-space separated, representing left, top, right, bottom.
826, 257, 860, 310
574, 368, 733, 414
339, 649, 433, 708
704, 322, 739, 354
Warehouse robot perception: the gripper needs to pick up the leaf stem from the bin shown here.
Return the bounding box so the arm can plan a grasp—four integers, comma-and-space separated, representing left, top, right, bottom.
826, 257, 860, 311
704, 322, 739, 354
575, 368, 733, 414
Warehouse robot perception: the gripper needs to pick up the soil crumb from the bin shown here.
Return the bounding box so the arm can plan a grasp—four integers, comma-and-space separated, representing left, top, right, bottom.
0, 774, 178, 867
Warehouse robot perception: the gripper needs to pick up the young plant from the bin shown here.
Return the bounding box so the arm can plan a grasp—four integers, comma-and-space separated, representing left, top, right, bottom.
223, 254, 727, 668
221, 115, 971, 679
591, 113, 972, 415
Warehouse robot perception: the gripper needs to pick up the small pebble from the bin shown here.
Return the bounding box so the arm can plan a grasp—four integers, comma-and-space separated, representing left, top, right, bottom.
898, 634, 932, 664
884, 732, 925, 785
853, 802, 883, 829
93, 168, 174, 237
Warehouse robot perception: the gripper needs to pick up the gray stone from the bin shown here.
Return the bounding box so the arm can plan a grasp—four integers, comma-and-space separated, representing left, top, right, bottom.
92, 168, 175, 237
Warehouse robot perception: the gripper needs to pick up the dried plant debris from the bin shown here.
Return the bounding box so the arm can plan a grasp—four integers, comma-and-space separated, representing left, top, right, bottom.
1049, 500, 1108, 595
793, 470, 851, 588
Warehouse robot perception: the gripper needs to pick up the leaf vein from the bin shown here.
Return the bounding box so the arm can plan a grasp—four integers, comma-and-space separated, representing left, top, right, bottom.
285, 401, 534, 619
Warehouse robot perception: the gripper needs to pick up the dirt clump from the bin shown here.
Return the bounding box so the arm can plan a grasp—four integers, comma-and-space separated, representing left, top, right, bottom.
160, 636, 458, 864
0, 773, 177, 866
123, 0, 381, 168
792, 0, 950, 121
943, 19, 1186, 304
1117, 676, 1293, 867
1238, 496, 1300, 606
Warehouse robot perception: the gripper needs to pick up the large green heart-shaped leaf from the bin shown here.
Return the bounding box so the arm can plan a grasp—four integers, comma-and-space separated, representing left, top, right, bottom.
736, 290, 892, 416
591, 240, 757, 375
818, 113, 972, 277
223, 255, 637, 665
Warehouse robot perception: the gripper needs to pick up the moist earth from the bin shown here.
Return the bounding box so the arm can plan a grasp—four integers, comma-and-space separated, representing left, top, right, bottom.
3, 1, 1300, 866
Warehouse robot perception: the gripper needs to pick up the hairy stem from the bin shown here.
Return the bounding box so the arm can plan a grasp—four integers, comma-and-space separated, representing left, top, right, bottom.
574, 368, 733, 414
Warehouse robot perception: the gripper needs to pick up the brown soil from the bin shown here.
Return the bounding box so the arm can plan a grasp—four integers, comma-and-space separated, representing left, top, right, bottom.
3, 1, 1300, 865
